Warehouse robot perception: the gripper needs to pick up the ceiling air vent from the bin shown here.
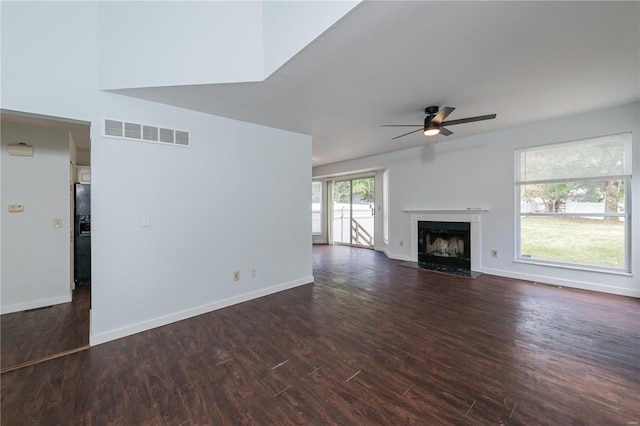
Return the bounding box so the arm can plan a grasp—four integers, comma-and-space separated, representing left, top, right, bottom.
102, 119, 191, 147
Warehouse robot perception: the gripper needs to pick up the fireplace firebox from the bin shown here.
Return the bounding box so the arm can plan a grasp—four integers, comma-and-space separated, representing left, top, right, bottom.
418, 221, 471, 271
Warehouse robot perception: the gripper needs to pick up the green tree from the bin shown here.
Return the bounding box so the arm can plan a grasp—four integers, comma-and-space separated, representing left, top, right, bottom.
333, 178, 375, 204
352, 178, 374, 203
522, 183, 574, 212
333, 181, 351, 203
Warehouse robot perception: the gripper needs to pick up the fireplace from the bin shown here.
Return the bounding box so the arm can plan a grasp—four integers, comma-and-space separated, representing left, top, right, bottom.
418, 221, 471, 270
405, 209, 485, 276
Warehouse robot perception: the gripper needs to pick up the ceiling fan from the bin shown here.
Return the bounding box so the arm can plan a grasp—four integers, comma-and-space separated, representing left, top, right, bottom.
381, 106, 496, 140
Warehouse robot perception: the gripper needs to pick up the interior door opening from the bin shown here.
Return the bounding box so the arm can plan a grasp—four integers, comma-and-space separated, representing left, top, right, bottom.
332, 177, 375, 248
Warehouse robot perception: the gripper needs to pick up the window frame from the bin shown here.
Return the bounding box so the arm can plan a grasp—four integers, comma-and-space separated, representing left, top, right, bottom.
514, 133, 632, 274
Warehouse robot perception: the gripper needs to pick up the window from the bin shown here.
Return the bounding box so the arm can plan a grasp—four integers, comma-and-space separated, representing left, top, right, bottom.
312, 181, 322, 234
515, 133, 632, 272
382, 170, 389, 243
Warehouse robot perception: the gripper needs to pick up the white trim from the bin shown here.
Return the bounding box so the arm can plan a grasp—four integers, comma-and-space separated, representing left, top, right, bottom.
379, 249, 639, 298
1, 293, 72, 314
89, 276, 314, 346
403, 209, 488, 215
383, 249, 413, 262
481, 267, 639, 298
407, 211, 483, 271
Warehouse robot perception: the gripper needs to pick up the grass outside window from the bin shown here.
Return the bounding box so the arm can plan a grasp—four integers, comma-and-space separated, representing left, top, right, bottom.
520, 216, 625, 268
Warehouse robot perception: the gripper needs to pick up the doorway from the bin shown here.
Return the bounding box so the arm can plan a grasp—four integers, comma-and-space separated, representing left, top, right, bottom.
0, 109, 91, 372
332, 177, 375, 248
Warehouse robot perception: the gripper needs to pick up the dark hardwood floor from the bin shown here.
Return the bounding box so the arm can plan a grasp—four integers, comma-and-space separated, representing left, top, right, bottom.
1, 245, 638, 425
1, 285, 90, 372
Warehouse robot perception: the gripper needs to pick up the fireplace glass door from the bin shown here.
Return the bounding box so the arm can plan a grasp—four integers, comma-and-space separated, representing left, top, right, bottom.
332, 177, 375, 248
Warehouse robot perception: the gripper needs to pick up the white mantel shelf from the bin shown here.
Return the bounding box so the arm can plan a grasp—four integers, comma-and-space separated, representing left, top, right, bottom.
403, 209, 489, 214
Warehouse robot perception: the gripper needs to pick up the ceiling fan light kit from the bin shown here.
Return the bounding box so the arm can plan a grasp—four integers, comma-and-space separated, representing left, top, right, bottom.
423, 126, 440, 136
382, 106, 496, 140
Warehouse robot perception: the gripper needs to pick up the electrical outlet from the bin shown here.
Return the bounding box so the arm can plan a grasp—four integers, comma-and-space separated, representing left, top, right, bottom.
491, 249, 498, 258
233, 271, 240, 281
53, 219, 62, 228
251, 268, 256, 278
8, 204, 24, 213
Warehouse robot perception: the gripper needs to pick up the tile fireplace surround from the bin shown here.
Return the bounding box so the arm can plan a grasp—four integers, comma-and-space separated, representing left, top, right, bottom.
404, 209, 487, 272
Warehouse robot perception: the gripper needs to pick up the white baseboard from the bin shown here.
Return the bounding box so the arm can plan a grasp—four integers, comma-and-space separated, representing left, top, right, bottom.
481, 267, 639, 298
383, 249, 413, 262
89, 276, 314, 346
1, 293, 72, 315
379, 250, 639, 298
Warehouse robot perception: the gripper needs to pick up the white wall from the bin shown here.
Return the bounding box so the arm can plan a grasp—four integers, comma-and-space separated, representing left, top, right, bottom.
314, 102, 640, 297
1, 1, 312, 344
97, 1, 264, 89
1, 123, 71, 313
89, 94, 312, 343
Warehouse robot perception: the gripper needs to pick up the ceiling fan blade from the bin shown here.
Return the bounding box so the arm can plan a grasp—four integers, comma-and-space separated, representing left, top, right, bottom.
380, 124, 422, 127
391, 128, 424, 140
439, 127, 453, 136
431, 107, 455, 124
441, 114, 497, 127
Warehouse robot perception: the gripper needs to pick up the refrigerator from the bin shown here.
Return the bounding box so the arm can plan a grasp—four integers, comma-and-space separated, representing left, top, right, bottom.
74, 183, 91, 285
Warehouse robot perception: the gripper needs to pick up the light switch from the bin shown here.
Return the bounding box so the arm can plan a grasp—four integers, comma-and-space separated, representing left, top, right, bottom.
8, 204, 24, 213
142, 215, 151, 227
53, 219, 62, 228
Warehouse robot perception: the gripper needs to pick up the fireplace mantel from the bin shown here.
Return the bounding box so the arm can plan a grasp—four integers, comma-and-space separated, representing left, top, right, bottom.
403, 209, 489, 215
406, 210, 485, 271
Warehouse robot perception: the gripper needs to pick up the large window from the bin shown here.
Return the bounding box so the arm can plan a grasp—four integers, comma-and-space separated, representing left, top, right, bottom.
515, 133, 632, 272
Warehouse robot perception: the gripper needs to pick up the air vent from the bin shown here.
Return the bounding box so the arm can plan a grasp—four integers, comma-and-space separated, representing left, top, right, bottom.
102, 119, 190, 147
143, 125, 159, 142
104, 120, 123, 137
124, 122, 142, 139
175, 130, 190, 146
159, 128, 174, 143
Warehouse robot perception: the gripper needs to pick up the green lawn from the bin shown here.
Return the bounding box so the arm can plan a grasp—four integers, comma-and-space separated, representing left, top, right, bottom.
520, 216, 625, 268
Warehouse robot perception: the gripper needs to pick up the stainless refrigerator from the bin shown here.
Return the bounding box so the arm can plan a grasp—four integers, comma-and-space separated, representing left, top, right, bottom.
74, 183, 91, 285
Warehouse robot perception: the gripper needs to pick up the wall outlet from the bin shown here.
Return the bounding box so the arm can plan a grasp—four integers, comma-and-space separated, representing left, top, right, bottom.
53, 218, 62, 228
251, 268, 256, 278
233, 271, 240, 281
491, 249, 498, 258
8, 204, 24, 213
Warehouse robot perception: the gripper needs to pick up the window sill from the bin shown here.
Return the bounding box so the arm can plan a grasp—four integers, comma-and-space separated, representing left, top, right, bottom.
514, 258, 632, 277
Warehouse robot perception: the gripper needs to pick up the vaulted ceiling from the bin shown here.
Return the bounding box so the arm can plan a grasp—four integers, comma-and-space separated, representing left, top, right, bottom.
113, 1, 640, 167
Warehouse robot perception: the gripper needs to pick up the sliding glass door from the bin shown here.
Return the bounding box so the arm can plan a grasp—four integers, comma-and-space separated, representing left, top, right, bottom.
332, 177, 375, 248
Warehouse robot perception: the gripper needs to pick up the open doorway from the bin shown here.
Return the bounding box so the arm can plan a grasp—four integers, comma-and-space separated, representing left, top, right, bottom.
332, 176, 375, 248
0, 109, 91, 372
